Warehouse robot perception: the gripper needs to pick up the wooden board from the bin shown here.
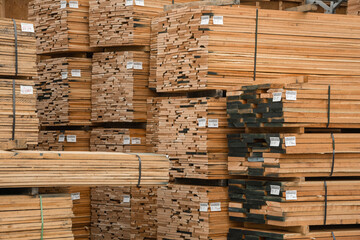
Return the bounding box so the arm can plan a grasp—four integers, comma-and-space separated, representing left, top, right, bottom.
39, 187, 90, 240
91, 128, 146, 153
37, 57, 92, 126
348, 0, 360, 15
91, 51, 154, 123
91, 186, 158, 240
155, 6, 360, 92
0, 150, 169, 187
157, 184, 233, 239
30, 0, 94, 54
37, 130, 91, 151
0, 194, 74, 240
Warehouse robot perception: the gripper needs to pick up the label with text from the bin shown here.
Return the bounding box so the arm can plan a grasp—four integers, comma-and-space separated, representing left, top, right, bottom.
20, 86, 33, 95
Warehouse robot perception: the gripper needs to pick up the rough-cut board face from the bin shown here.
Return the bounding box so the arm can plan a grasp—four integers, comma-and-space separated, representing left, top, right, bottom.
37, 130, 91, 151
348, 0, 360, 15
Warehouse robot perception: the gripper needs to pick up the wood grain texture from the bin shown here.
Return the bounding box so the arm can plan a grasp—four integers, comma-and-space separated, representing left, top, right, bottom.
348, 0, 360, 15
37, 130, 90, 151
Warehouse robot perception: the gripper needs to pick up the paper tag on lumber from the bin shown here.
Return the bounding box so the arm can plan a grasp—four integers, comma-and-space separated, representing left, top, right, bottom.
60, 1, 67, 8
135, 0, 144, 6
272, 92, 282, 102
20, 86, 33, 95
123, 195, 130, 203
213, 16, 223, 25
270, 185, 281, 195
61, 71, 68, 79
123, 136, 130, 145
131, 138, 141, 145
67, 135, 77, 143
133, 62, 143, 70
208, 119, 219, 128
286, 190, 297, 200
21, 23, 34, 33
285, 136, 296, 147
71, 69, 81, 77
201, 15, 210, 25
58, 135, 65, 142
125, 0, 133, 6
210, 202, 221, 211
270, 137, 280, 147
198, 118, 206, 127
71, 192, 80, 200
200, 203, 208, 212
69, 1, 79, 8
286, 91, 297, 101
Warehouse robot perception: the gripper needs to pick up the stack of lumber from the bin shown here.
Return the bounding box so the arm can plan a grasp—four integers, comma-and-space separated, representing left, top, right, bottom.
156, 97, 239, 179
39, 187, 91, 240
157, 184, 232, 239
0, 19, 36, 77
228, 133, 360, 177
228, 178, 360, 227
92, 51, 154, 123
90, 128, 146, 153
227, 83, 360, 129
31, 0, 93, 54
0, 79, 38, 149
91, 186, 158, 240
0, 194, 74, 239
0, 150, 169, 187
348, 0, 360, 15
37, 130, 90, 151
155, 6, 360, 92
36, 57, 92, 127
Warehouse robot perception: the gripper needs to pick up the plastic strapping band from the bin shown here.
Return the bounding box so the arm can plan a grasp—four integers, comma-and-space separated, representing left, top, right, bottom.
40, 195, 44, 240
253, 9, 259, 81
326, 85, 331, 128
136, 154, 142, 187
332, 232, 336, 240
323, 180, 328, 225
330, 133, 335, 177
12, 19, 18, 140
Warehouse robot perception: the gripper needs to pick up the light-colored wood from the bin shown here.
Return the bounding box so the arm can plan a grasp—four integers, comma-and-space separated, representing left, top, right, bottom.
348, 0, 360, 15
37, 130, 90, 151
285, 3, 317, 12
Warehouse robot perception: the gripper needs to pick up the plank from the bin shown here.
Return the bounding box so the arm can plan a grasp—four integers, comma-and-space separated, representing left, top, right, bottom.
348, 0, 360, 15
37, 130, 91, 151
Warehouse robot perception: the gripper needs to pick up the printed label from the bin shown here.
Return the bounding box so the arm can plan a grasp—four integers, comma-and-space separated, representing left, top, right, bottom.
69, 1, 79, 8
71, 192, 80, 200
208, 119, 219, 128
286, 190, 297, 200
270, 137, 280, 147
285, 136, 296, 147
133, 62, 143, 70
126, 62, 134, 69
123, 195, 130, 203
61, 71, 68, 79
71, 69, 81, 77
270, 185, 281, 196
135, 0, 144, 6
20, 86, 33, 95
213, 16, 224, 25
201, 15, 210, 25
131, 138, 141, 145
58, 135, 65, 143
210, 202, 221, 212
197, 118, 206, 127
67, 135, 77, 143
123, 136, 131, 145
286, 91, 297, 101
60, 0, 67, 8
200, 203, 208, 212
21, 23, 34, 33
125, 0, 133, 6
272, 92, 282, 102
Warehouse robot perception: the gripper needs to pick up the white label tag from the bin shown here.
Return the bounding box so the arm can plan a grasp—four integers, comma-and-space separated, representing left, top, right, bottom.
200, 203, 208, 212
123, 195, 130, 203
135, 0, 144, 6
210, 202, 221, 212
270, 137, 280, 147
208, 119, 219, 128
286, 91, 297, 101
125, 0, 133, 6
58, 135, 65, 143
131, 138, 141, 145
126, 62, 133, 69
213, 16, 224, 25
69, 1, 79, 8
20, 86, 33, 95
71, 192, 80, 200
21, 23, 34, 33
270, 185, 281, 196
197, 118, 206, 127
201, 15, 210, 25
123, 136, 130, 145
60, 0, 67, 8
286, 190, 297, 200
133, 62, 143, 70
71, 69, 81, 77
61, 71, 68, 79
285, 136, 296, 147
67, 135, 77, 143
272, 92, 282, 102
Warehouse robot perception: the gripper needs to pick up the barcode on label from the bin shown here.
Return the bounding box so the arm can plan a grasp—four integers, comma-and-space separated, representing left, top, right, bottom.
286, 91, 297, 101
272, 92, 282, 102
60, 0, 67, 8
61, 72, 68, 79
210, 202, 221, 212
285, 136, 296, 147
208, 119, 219, 128
270, 137, 280, 147
213, 16, 224, 25
123, 195, 130, 203
69, 1, 79, 8
123, 136, 130, 145
131, 138, 141, 145
58, 135, 65, 142
71, 69, 81, 77
71, 192, 80, 200
201, 15, 210, 25
270, 185, 281, 195
67, 135, 77, 143
286, 190, 297, 200
20, 86, 33, 95
135, 0, 144, 6
125, 0, 133, 6
21, 23, 34, 33
197, 118, 206, 127
127, 62, 133, 69
200, 203, 208, 212
133, 62, 143, 70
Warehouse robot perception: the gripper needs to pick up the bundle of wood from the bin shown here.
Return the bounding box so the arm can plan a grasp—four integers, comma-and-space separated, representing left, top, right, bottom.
37, 130, 90, 152
155, 6, 360, 92
348, 0, 360, 15
39, 187, 91, 240
0, 79, 38, 149
32, 0, 93, 54
91, 186, 158, 240
157, 184, 232, 239
37, 57, 92, 126
90, 128, 146, 153
228, 133, 360, 177
0, 19, 36, 77
156, 97, 239, 179
92, 51, 154, 123
227, 83, 360, 129
0, 194, 74, 239
0, 150, 169, 187
229, 179, 360, 227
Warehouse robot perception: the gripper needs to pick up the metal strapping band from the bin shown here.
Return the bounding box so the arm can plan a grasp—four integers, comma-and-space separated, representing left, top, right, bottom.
332, 232, 336, 240
253, 9, 259, 81
330, 133, 335, 177
136, 154, 142, 187
324, 180, 328, 225
12, 19, 18, 140
327, 85, 331, 128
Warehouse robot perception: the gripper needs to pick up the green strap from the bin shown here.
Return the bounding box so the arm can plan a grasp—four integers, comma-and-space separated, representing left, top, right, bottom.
40, 196, 44, 240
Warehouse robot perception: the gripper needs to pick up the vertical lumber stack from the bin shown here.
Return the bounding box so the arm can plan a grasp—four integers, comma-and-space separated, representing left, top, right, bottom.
348, 0, 360, 15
